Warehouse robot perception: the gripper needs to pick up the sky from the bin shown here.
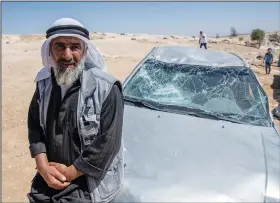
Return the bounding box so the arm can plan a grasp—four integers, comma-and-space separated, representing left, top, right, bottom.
2, 1, 280, 37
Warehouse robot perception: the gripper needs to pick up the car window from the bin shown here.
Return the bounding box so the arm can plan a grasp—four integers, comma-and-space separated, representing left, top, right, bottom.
123, 59, 271, 127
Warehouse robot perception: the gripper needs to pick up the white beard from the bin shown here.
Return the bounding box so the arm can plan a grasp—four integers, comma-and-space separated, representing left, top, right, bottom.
52, 58, 84, 87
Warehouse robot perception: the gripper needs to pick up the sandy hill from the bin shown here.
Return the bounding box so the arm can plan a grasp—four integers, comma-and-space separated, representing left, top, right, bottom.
2, 31, 280, 202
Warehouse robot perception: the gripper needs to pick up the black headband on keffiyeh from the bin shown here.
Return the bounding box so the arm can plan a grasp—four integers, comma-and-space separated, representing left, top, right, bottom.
46, 25, 90, 39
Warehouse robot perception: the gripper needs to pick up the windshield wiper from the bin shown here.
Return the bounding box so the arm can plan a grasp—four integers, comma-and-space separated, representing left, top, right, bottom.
187, 110, 247, 124
124, 97, 247, 124
124, 97, 164, 111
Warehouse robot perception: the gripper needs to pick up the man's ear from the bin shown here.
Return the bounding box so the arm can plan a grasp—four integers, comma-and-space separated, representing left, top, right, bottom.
49, 41, 54, 56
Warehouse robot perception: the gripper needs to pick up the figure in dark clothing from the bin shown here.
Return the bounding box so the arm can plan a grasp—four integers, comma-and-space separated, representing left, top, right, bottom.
27, 18, 124, 203
264, 48, 274, 74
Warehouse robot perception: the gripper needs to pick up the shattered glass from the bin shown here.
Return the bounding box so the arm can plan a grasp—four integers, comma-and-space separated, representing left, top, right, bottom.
123, 59, 272, 127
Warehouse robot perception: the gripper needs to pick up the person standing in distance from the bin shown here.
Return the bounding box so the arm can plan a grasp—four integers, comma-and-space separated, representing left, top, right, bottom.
199, 31, 207, 49
264, 48, 274, 74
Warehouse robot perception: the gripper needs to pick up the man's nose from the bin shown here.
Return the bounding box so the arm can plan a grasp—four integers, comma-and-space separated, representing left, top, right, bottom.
63, 47, 73, 60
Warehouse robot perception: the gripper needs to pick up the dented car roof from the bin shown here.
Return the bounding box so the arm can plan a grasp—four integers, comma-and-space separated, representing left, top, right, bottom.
146, 46, 248, 67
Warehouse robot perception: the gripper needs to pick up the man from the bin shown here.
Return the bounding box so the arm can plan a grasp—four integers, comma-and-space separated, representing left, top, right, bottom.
27, 18, 124, 203
199, 31, 207, 49
264, 48, 274, 74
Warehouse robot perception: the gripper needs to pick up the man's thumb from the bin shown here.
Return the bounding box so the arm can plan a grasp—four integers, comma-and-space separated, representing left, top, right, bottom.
51, 167, 67, 182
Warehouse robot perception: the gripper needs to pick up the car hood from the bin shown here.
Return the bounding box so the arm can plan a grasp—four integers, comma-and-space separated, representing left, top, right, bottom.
113, 104, 280, 202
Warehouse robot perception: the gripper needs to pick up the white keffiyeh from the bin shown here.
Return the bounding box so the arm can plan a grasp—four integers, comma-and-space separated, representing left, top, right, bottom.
41, 18, 106, 72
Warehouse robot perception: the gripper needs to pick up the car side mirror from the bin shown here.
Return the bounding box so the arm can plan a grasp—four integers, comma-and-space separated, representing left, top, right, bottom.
272, 106, 280, 120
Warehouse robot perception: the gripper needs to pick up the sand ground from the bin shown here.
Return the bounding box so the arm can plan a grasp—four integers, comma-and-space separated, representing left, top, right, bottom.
2, 33, 280, 202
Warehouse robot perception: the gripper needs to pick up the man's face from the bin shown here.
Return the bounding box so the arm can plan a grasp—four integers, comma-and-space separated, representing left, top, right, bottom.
268, 48, 272, 53
50, 36, 86, 87
50, 36, 85, 69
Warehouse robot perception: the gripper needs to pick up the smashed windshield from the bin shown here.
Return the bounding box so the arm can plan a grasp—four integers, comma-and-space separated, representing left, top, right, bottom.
123, 59, 271, 127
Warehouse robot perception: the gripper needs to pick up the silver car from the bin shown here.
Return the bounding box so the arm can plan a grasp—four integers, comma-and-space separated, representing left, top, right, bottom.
113, 46, 280, 202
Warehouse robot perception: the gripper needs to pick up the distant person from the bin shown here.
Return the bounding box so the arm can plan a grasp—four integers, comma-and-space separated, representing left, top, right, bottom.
264, 48, 274, 74
199, 31, 207, 49
277, 53, 280, 67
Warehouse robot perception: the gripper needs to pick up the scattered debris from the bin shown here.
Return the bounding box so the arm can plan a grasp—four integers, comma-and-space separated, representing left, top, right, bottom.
268, 32, 280, 43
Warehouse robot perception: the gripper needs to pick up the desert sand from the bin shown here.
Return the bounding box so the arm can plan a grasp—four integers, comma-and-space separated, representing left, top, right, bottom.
2, 32, 280, 202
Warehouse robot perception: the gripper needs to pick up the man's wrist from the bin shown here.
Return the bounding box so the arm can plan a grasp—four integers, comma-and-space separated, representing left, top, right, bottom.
34, 153, 49, 171
67, 165, 84, 181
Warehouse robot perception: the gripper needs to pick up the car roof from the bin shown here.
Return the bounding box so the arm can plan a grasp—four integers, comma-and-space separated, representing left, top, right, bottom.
146, 46, 249, 68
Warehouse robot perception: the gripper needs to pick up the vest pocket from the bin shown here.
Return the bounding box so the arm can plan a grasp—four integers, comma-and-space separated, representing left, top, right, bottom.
79, 97, 101, 146
97, 154, 123, 201
79, 114, 100, 146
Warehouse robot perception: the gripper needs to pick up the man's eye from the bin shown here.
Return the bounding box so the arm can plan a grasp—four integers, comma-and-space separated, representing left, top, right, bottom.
71, 45, 81, 51
55, 45, 65, 50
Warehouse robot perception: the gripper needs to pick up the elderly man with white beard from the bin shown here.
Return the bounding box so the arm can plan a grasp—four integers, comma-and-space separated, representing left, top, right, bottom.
27, 18, 124, 203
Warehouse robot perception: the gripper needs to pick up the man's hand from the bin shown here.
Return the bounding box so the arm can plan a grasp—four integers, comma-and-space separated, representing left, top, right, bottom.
37, 164, 70, 190
35, 153, 70, 190
49, 162, 84, 182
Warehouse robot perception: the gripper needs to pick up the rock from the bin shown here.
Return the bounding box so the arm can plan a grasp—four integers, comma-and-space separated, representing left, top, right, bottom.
222, 39, 230, 44
256, 55, 264, 60
208, 39, 218, 44
131, 38, 136, 41
120, 33, 126, 35
6, 41, 10, 44
245, 41, 250, 46
163, 37, 168, 40
245, 41, 258, 48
